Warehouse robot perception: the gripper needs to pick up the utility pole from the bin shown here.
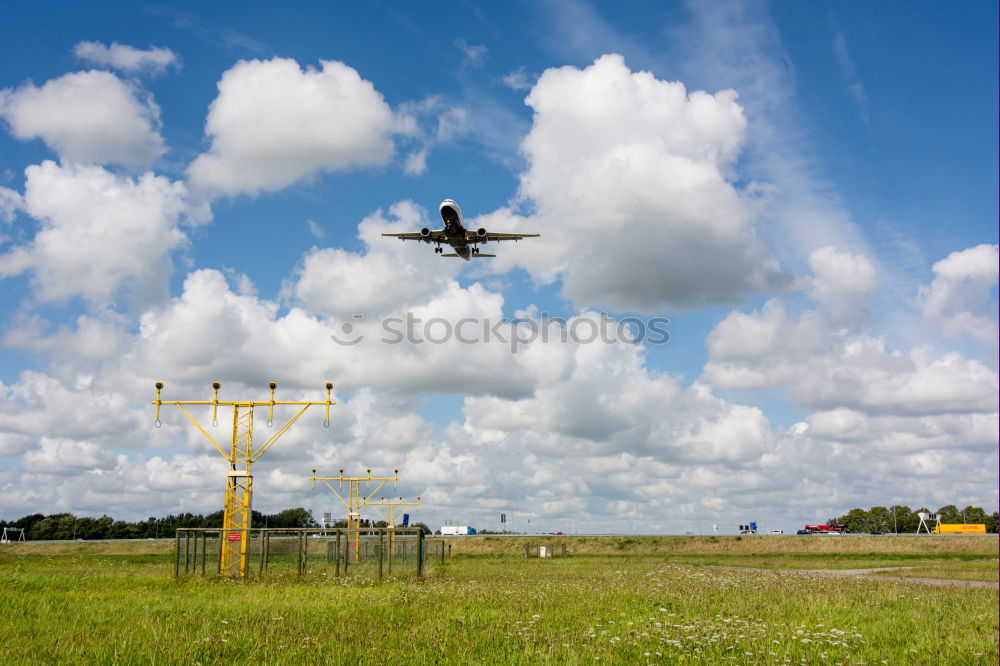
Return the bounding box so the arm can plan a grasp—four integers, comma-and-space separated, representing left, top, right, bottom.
154, 381, 334, 578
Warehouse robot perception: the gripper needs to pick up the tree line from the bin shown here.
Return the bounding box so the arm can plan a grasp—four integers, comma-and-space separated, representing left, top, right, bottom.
0, 508, 429, 541
829, 505, 998, 533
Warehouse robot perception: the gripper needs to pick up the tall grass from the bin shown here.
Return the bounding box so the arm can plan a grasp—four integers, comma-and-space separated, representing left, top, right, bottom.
0, 543, 995, 664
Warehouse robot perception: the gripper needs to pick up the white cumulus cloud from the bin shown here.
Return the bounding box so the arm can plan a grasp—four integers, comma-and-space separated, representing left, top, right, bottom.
481, 54, 789, 311
0, 70, 165, 167
704, 246, 998, 420
918, 243, 998, 345
187, 57, 413, 196
0, 161, 199, 305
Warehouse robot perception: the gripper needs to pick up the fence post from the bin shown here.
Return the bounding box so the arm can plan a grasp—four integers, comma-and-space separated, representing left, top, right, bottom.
440, 540, 445, 564
417, 530, 425, 577
524, 543, 529, 558
378, 530, 384, 582
335, 530, 341, 577
184, 531, 191, 574
343, 530, 349, 575
259, 530, 265, 577
174, 530, 181, 578
217, 529, 224, 577
201, 532, 207, 576
297, 530, 305, 576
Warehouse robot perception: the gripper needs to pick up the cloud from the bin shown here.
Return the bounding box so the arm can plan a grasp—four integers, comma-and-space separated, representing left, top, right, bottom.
0, 70, 166, 167
454, 39, 487, 66
4, 314, 131, 361
464, 342, 776, 465
72, 41, 179, 75
0, 161, 201, 305
482, 54, 789, 311
286, 201, 459, 319
396, 97, 470, 176
918, 244, 999, 345
22, 437, 118, 474
671, 1, 871, 261
806, 246, 877, 325
502, 68, 532, 91
830, 23, 870, 131
802, 408, 997, 454
138, 264, 574, 400
0, 371, 147, 446
703, 247, 998, 418
187, 57, 413, 196
306, 219, 324, 239
0, 186, 21, 222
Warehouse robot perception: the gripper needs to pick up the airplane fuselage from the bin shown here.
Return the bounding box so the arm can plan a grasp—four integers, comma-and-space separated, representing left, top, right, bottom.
439, 199, 476, 259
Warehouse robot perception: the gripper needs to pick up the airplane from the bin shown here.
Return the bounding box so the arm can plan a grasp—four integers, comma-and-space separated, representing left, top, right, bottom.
382, 199, 539, 260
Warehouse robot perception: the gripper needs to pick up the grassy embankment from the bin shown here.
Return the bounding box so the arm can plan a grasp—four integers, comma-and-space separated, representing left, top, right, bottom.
449, 534, 1000, 581
0, 536, 995, 664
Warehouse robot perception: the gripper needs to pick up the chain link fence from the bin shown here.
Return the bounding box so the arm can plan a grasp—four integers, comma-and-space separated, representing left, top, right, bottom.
524, 542, 568, 558
175, 527, 437, 580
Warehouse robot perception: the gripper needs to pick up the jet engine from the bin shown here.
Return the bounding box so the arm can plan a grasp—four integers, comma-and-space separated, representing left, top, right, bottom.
420, 227, 432, 238
477, 228, 488, 242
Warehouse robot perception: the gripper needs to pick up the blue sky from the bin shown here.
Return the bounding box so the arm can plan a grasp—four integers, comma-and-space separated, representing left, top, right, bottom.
0, 1, 995, 533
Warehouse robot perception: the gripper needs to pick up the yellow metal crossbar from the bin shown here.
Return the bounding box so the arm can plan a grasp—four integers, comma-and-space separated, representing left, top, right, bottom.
153, 381, 335, 577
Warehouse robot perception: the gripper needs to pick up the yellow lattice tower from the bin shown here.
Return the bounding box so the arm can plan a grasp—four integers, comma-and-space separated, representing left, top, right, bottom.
311, 468, 398, 562
154, 381, 334, 578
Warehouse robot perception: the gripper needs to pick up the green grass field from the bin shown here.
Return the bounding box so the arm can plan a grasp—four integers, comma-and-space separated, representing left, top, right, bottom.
0, 536, 995, 664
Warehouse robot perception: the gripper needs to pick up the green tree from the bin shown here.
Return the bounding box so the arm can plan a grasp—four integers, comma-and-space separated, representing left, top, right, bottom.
867, 506, 892, 533
959, 506, 988, 524
889, 505, 914, 533
936, 505, 962, 524
831, 508, 870, 533
986, 512, 998, 533
268, 507, 318, 528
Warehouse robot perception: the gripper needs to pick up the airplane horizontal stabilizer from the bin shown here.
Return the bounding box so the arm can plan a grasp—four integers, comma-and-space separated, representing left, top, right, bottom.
440, 253, 496, 258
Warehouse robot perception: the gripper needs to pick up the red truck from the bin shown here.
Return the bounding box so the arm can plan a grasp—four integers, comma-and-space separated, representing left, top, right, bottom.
801, 524, 846, 534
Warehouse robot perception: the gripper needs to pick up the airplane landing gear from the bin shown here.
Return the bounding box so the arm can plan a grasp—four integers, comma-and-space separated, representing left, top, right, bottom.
434, 246, 442, 254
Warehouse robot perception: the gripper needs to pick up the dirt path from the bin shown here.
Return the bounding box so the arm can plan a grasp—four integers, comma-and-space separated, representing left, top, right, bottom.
707, 565, 998, 589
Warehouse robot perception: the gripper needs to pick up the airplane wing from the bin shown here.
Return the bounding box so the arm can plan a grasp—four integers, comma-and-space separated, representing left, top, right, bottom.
467, 232, 541, 244
382, 230, 447, 242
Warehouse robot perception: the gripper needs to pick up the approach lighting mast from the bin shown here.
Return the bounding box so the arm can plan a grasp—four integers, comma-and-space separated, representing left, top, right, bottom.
153, 381, 334, 578
311, 468, 399, 562
368, 495, 421, 550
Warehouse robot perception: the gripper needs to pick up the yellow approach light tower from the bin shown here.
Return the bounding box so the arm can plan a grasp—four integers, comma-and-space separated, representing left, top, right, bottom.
311, 468, 398, 561
369, 495, 421, 549
154, 381, 334, 578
